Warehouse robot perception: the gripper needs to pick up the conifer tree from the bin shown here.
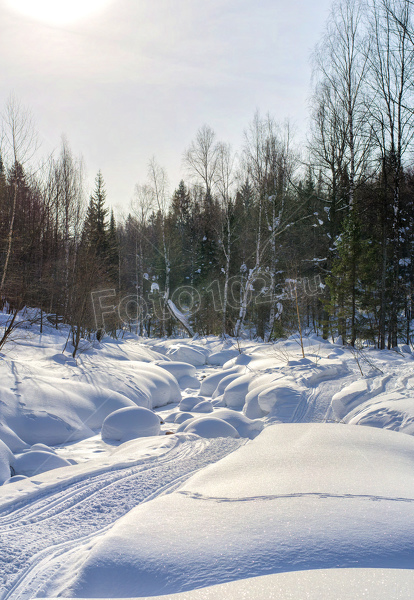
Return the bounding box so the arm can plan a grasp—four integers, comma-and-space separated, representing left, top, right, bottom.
83, 171, 110, 259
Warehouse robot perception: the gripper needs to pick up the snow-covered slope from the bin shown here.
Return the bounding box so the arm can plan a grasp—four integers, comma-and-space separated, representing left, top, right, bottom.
41, 423, 414, 598
0, 328, 181, 449
41, 569, 414, 600
1, 324, 414, 599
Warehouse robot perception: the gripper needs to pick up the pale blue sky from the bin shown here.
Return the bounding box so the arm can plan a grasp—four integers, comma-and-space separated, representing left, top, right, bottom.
0, 0, 332, 212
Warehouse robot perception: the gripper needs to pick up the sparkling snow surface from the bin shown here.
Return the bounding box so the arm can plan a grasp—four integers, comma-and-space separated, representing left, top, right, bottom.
1, 325, 414, 598
42, 424, 414, 598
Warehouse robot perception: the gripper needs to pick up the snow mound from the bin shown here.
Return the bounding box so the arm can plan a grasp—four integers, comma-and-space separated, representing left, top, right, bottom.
166, 345, 206, 366
13, 450, 71, 477
30, 443, 57, 454
212, 372, 243, 398
299, 360, 347, 385
211, 397, 226, 407
331, 380, 370, 420
222, 353, 253, 369
95, 569, 414, 600
0, 423, 28, 453
101, 407, 161, 442
155, 361, 200, 389
0, 358, 180, 446
178, 375, 201, 390
258, 380, 306, 421
4, 475, 28, 484
346, 392, 414, 433
8, 408, 94, 447
156, 361, 196, 379
51, 424, 414, 598
223, 373, 281, 410
200, 367, 241, 397
191, 400, 214, 413
174, 412, 194, 424
242, 378, 285, 419
179, 396, 205, 412
207, 350, 240, 366
129, 362, 182, 407
182, 417, 240, 439
211, 408, 263, 439
175, 419, 195, 433
164, 412, 178, 423
222, 374, 254, 409
0, 439, 14, 485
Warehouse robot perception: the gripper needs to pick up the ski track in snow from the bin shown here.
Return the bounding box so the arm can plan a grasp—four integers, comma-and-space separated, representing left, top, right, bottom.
3, 336, 414, 599
0, 436, 243, 600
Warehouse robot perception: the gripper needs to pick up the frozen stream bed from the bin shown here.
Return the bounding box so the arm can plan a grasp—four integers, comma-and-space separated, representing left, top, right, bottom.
0, 327, 414, 598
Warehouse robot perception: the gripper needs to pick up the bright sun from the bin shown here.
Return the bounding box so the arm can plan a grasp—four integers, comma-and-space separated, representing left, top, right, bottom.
7, 0, 112, 26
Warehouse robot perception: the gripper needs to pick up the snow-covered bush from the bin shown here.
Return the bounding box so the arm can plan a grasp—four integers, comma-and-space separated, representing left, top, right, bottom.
101, 406, 161, 442
181, 417, 240, 439
13, 450, 72, 477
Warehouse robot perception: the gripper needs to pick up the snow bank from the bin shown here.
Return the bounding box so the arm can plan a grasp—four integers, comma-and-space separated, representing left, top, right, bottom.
101, 407, 161, 442
85, 569, 414, 600
0, 423, 28, 453
181, 417, 240, 439
103, 362, 182, 408
346, 392, 414, 434
0, 439, 13, 485
298, 359, 347, 385
49, 424, 414, 598
0, 352, 180, 447
331, 379, 370, 420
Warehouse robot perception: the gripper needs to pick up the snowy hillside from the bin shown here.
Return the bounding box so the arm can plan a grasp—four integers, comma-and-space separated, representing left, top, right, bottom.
1, 321, 414, 599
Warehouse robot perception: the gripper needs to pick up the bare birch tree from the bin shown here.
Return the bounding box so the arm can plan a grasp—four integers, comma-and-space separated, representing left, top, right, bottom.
216, 142, 237, 336
366, 0, 414, 347
183, 125, 219, 198
0, 96, 39, 295
236, 114, 299, 339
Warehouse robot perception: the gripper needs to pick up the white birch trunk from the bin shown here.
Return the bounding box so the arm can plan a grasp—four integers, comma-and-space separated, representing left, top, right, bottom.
0, 182, 17, 294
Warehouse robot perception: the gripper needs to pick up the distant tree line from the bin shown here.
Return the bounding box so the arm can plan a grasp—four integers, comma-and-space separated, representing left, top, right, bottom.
1, 0, 414, 351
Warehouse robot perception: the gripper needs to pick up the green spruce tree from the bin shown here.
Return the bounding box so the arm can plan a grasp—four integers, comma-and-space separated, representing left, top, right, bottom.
83, 171, 110, 258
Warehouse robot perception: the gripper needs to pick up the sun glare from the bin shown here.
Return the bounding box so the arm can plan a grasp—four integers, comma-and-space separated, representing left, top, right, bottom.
7, 0, 112, 26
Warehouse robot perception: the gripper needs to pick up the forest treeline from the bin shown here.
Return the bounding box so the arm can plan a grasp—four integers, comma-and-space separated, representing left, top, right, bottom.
1, 0, 414, 353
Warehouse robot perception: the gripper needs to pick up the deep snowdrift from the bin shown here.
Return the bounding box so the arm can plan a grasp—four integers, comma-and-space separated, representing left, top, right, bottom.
2, 323, 414, 599
44, 423, 414, 598
69, 569, 413, 600
0, 329, 181, 449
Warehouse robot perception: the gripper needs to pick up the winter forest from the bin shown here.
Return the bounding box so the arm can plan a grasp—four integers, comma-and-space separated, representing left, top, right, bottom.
1, 0, 414, 354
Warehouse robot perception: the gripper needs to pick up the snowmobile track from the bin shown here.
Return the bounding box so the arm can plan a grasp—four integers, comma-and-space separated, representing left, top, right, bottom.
0, 436, 243, 600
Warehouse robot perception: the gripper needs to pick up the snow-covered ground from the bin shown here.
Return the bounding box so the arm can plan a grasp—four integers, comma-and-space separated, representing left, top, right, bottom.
0, 320, 414, 599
